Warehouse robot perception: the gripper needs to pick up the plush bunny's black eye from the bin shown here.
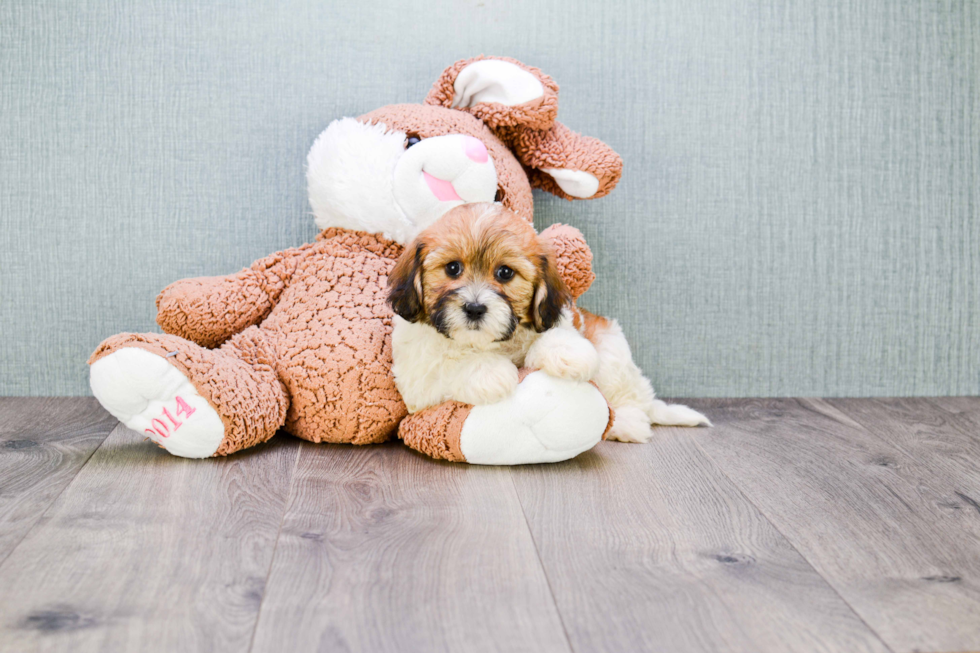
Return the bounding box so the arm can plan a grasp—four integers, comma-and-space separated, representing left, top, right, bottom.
495, 265, 515, 282
445, 261, 462, 278
405, 136, 421, 148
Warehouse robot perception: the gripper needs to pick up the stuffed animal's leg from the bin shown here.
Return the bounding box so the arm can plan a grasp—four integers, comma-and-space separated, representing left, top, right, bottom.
399, 369, 612, 465
583, 312, 710, 443
89, 327, 288, 458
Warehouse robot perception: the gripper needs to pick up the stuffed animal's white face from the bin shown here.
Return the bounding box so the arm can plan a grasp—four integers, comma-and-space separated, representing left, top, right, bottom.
306, 118, 497, 245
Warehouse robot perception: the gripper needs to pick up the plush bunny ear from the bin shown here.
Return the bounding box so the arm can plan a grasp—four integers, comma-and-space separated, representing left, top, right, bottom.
425, 56, 559, 130
511, 121, 624, 200
426, 56, 623, 200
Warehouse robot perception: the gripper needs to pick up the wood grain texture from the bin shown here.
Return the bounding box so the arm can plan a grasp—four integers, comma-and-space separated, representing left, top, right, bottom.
0, 397, 116, 565
826, 397, 980, 508
249, 442, 570, 653
511, 433, 891, 653
0, 424, 299, 653
689, 398, 980, 653
3, 398, 980, 652
930, 396, 980, 420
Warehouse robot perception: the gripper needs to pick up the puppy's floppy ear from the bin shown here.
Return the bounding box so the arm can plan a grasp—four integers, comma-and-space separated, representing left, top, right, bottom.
531, 249, 571, 332
387, 240, 426, 322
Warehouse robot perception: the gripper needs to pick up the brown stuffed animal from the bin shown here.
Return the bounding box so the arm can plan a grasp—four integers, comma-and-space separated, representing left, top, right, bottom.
89, 57, 622, 463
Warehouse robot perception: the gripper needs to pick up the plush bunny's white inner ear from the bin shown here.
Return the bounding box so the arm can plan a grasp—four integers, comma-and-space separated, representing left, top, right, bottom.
541, 168, 600, 198
452, 60, 545, 108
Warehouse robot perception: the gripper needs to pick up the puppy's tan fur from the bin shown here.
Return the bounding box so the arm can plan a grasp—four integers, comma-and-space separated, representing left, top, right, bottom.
388, 203, 710, 441
388, 203, 566, 340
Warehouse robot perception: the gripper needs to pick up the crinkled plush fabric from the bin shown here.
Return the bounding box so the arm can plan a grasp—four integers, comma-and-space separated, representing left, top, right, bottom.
261, 229, 407, 445
358, 104, 536, 225
155, 243, 314, 349
94, 229, 408, 453
398, 400, 470, 462
539, 223, 595, 300
497, 123, 623, 201
424, 55, 560, 131
91, 225, 596, 456
89, 329, 289, 456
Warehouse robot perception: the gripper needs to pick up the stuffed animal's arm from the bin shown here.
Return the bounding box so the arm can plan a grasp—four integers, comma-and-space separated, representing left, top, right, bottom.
155, 245, 311, 348
539, 223, 595, 300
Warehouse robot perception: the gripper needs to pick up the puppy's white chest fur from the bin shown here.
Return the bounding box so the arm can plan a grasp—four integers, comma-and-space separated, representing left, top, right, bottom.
392, 316, 536, 412
392, 312, 599, 413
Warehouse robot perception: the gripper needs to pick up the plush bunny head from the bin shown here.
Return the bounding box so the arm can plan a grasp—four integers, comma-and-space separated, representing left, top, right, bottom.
306, 57, 623, 245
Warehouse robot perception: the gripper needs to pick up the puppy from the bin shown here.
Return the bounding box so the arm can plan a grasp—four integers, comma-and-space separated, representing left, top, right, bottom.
387, 203, 708, 443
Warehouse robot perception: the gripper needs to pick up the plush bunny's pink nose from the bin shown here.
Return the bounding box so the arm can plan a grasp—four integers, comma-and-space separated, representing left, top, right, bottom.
463, 136, 488, 163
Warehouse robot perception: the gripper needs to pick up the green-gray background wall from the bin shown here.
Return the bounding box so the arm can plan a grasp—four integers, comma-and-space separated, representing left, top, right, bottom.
2, 0, 977, 397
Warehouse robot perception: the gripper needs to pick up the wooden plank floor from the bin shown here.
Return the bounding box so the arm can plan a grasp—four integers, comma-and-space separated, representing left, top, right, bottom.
0, 398, 977, 653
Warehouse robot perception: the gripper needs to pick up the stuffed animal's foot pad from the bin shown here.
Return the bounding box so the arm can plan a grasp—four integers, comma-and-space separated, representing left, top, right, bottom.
458, 371, 607, 465
90, 348, 225, 458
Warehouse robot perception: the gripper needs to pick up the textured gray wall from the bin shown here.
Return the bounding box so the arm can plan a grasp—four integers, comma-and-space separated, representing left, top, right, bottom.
1, 0, 978, 397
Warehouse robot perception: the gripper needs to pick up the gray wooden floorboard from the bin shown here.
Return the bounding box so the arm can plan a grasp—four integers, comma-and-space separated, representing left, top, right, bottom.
930, 396, 980, 425
0, 424, 299, 653
688, 398, 980, 653
511, 430, 892, 653
826, 397, 980, 511
249, 441, 571, 653
0, 398, 116, 566
3, 398, 979, 653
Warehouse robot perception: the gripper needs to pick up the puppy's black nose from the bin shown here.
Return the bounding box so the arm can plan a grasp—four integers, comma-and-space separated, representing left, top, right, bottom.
463, 302, 487, 321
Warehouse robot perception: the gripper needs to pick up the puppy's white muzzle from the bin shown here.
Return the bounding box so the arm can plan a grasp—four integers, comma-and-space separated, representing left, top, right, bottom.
393, 134, 498, 234
442, 284, 516, 346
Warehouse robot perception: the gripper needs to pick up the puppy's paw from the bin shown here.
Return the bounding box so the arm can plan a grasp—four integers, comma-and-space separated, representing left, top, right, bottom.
454, 359, 519, 406
526, 331, 599, 382
607, 406, 654, 443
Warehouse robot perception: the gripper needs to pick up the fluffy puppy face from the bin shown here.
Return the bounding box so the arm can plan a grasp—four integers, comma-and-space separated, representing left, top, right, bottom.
388, 203, 569, 346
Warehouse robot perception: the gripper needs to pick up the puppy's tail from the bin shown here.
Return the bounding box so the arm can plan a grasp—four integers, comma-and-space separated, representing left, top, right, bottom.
647, 399, 712, 428
583, 310, 712, 436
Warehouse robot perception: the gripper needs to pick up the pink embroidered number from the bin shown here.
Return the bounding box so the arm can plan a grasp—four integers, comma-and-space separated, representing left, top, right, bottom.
145, 396, 197, 439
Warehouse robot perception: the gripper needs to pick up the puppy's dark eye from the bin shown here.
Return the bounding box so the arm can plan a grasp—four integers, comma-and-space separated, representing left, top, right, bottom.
495, 265, 515, 282
445, 261, 462, 278
405, 136, 421, 148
